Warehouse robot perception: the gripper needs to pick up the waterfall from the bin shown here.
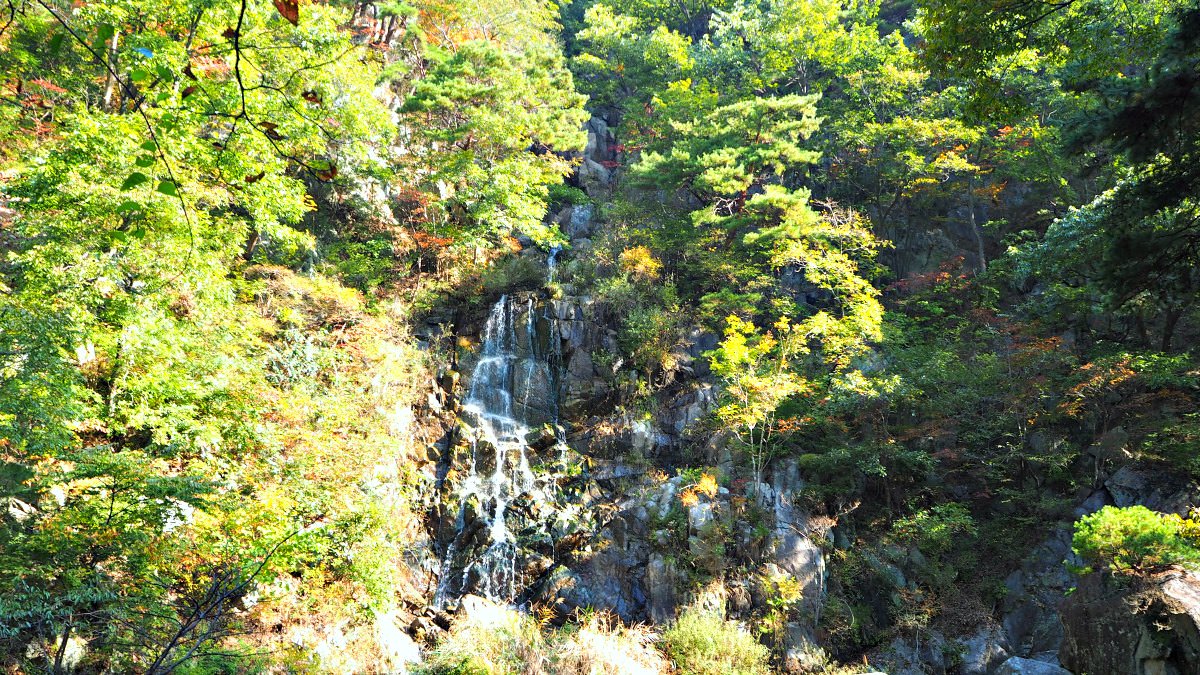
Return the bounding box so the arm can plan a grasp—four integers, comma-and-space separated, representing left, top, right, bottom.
436, 294, 553, 605
547, 244, 562, 282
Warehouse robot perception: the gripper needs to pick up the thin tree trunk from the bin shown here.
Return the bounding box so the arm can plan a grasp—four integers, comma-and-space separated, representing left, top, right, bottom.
243, 228, 260, 261
102, 30, 120, 111
52, 618, 72, 674
967, 173, 987, 272
1162, 307, 1183, 351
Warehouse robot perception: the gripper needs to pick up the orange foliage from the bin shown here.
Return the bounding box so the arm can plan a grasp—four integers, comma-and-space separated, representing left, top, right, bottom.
887, 256, 970, 295
411, 230, 453, 249
1059, 359, 1138, 418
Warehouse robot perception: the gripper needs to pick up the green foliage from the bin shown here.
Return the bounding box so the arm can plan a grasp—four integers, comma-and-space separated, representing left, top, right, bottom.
707, 314, 807, 490
632, 94, 821, 205
662, 607, 770, 675
480, 255, 547, 297
573, 3, 695, 109
1073, 505, 1200, 574
891, 503, 977, 557
399, 40, 588, 246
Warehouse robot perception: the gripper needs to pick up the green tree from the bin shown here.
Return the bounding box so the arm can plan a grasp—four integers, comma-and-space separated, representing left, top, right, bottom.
1073, 505, 1200, 574
398, 40, 587, 245
707, 315, 807, 499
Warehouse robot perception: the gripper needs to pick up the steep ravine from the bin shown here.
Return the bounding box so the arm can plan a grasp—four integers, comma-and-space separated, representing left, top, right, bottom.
409, 114, 1200, 675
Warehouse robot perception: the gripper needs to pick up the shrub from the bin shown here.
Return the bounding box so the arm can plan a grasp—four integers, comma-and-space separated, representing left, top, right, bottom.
481, 255, 546, 296
619, 245, 662, 281
418, 600, 545, 674
548, 183, 592, 206
662, 608, 770, 675
891, 503, 977, 556
1072, 505, 1200, 573
554, 612, 668, 675
420, 602, 669, 675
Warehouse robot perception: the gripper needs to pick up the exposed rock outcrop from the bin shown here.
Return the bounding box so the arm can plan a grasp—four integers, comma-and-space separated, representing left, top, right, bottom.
1060, 569, 1200, 675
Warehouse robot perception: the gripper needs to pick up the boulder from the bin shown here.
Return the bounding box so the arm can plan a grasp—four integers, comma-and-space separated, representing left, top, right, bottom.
1061, 569, 1200, 675
879, 630, 947, 675
565, 203, 595, 240
957, 624, 1012, 674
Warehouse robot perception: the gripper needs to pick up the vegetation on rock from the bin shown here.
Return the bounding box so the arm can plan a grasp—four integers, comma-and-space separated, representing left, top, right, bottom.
1, 0, 1198, 672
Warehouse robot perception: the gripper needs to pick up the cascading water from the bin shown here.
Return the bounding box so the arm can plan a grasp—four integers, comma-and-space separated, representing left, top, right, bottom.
547, 244, 562, 282
435, 293, 561, 605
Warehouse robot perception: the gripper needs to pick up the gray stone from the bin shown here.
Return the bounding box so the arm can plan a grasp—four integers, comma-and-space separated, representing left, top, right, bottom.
994, 656, 1071, 675
957, 624, 1011, 674
645, 553, 682, 623
1073, 489, 1110, 518
1001, 527, 1074, 657
1061, 569, 1200, 675
881, 631, 947, 675
565, 203, 595, 239
1107, 465, 1148, 507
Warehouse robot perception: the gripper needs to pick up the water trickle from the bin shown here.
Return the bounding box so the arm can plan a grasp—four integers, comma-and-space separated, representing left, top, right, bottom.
437, 294, 549, 604
547, 244, 562, 282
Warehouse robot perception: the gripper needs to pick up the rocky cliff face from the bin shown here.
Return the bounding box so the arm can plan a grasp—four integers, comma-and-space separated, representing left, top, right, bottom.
409, 113, 1200, 675
1061, 570, 1200, 675
411, 114, 840, 670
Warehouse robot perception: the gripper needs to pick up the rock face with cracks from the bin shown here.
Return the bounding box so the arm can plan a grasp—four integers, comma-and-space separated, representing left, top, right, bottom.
1061, 569, 1200, 675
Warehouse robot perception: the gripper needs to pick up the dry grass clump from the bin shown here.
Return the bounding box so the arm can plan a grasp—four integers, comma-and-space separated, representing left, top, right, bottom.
554, 612, 669, 675
419, 599, 669, 675
419, 598, 547, 674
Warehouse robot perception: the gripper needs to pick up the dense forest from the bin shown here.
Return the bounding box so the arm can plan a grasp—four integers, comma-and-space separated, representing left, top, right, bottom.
1, 0, 1198, 672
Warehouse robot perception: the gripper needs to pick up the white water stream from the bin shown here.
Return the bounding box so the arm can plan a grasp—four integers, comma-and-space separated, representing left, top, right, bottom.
435, 292, 565, 605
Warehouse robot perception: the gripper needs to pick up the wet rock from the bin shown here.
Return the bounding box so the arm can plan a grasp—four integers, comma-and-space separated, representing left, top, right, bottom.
540, 507, 653, 621
995, 656, 1072, 675
524, 425, 559, 451
566, 349, 594, 383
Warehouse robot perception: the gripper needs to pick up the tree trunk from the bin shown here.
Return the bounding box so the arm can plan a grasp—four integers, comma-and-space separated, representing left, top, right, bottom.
243, 228, 260, 261
967, 173, 987, 272
52, 618, 72, 674
102, 30, 120, 111
1162, 306, 1183, 351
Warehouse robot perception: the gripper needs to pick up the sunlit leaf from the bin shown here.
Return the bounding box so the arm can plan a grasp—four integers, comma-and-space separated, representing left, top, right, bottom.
121, 173, 149, 190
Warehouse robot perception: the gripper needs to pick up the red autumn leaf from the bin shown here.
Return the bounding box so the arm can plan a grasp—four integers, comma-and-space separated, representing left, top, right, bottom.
314, 161, 337, 182
181, 85, 198, 99
222, 27, 238, 40
302, 90, 322, 104
245, 172, 265, 183
29, 79, 67, 94
272, 0, 299, 26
